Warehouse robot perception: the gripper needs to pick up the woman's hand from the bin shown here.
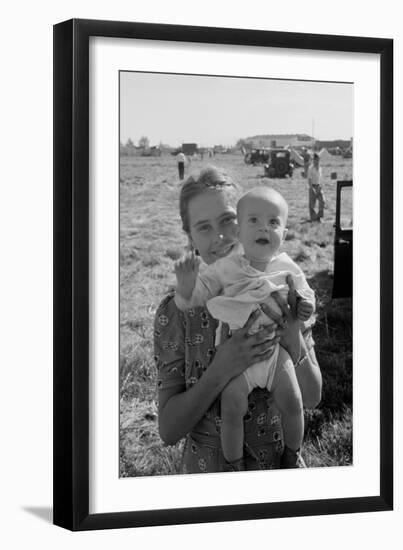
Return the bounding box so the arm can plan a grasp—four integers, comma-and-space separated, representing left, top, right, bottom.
211, 309, 280, 383
174, 251, 201, 300
260, 275, 302, 363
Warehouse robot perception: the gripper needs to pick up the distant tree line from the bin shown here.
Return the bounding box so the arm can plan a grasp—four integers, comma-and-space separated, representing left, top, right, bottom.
120, 136, 151, 156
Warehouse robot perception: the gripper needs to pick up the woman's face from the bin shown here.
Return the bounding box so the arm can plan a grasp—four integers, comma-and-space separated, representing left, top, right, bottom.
187, 188, 238, 265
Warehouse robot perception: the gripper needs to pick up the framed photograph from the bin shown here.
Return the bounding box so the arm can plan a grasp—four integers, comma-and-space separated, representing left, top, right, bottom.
53, 19, 393, 531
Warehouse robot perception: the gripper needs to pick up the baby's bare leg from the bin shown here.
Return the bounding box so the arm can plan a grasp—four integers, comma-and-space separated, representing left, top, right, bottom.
221, 374, 250, 463
271, 348, 304, 452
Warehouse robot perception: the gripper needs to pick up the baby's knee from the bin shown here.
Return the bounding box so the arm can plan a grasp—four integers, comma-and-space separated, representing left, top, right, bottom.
282, 389, 304, 417
221, 379, 249, 419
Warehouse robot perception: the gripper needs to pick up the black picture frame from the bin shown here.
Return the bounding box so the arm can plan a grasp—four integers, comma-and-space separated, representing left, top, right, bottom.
53, 18, 393, 531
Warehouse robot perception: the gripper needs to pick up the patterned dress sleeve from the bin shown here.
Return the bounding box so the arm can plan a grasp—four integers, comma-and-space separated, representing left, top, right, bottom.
154, 293, 187, 391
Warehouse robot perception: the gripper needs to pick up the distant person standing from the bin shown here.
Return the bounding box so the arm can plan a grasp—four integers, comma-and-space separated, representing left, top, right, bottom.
177, 151, 186, 180
307, 153, 326, 222
302, 148, 311, 178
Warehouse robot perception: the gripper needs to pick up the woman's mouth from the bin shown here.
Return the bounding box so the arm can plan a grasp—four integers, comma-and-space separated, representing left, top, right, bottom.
212, 243, 236, 258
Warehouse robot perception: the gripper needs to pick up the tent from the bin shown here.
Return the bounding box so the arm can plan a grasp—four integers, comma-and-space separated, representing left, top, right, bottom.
318, 148, 332, 161
286, 146, 305, 167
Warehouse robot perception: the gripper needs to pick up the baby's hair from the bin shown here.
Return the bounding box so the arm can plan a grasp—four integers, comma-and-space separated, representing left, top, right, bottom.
237, 187, 289, 224
179, 165, 241, 233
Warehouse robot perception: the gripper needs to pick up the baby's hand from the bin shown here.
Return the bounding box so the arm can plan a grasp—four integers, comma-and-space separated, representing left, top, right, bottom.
296, 299, 314, 321
174, 251, 201, 300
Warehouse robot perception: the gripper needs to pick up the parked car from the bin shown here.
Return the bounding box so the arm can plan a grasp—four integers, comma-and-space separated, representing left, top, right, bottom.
263, 149, 294, 178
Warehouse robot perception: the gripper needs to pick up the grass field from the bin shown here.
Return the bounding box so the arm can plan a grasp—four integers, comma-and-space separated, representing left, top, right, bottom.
119, 152, 353, 477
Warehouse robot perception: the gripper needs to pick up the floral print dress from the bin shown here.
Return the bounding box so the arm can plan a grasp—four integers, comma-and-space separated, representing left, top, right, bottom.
154, 292, 284, 473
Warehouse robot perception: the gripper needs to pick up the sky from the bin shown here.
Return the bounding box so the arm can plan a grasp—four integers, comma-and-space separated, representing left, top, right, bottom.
120, 71, 353, 148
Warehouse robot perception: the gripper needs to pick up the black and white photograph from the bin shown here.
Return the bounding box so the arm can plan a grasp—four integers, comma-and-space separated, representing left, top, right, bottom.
1, 0, 398, 543
119, 71, 353, 477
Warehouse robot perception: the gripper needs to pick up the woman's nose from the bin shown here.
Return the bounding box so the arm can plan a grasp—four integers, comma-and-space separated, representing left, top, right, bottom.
213, 232, 225, 243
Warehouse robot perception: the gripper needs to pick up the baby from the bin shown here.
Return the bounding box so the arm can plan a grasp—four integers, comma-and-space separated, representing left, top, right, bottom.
174, 187, 315, 470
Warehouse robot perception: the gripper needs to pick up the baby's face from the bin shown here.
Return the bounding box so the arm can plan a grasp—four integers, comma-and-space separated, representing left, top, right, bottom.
238, 195, 287, 263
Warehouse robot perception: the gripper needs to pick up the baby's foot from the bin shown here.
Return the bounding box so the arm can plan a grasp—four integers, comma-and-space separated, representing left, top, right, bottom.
223, 457, 246, 472
280, 446, 306, 469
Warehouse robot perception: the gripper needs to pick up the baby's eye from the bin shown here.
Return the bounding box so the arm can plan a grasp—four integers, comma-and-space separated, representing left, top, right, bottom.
249, 217, 258, 224
222, 216, 235, 225
269, 219, 279, 226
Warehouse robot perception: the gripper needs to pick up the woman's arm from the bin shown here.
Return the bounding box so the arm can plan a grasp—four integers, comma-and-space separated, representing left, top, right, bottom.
158, 310, 281, 446
261, 275, 322, 409
296, 343, 322, 409
158, 364, 228, 446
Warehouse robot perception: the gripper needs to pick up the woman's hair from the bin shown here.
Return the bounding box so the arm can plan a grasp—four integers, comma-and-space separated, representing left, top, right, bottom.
179, 165, 241, 233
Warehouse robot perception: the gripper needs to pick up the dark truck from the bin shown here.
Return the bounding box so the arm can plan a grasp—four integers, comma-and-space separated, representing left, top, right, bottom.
332, 180, 353, 299
171, 143, 198, 156
182, 143, 198, 156
243, 147, 294, 178
263, 149, 294, 178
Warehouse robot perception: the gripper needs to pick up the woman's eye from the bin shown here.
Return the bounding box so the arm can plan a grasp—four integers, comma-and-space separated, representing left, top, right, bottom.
222, 216, 235, 225
198, 225, 210, 233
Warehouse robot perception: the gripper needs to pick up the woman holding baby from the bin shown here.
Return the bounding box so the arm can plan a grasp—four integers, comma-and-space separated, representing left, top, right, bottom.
154, 166, 322, 473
